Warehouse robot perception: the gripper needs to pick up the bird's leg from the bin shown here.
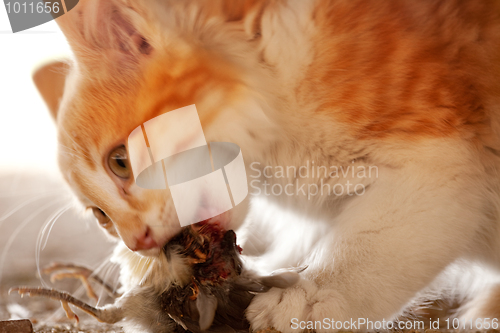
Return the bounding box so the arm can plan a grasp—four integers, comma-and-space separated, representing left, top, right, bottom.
42, 262, 122, 300
9, 287, 123, 324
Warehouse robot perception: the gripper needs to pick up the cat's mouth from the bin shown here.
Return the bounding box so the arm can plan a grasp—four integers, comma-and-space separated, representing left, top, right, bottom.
136, 212, 233, 257
203, 211, 233, 230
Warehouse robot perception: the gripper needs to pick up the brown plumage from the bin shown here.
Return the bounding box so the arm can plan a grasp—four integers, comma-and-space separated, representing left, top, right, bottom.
162, 224, 257, 332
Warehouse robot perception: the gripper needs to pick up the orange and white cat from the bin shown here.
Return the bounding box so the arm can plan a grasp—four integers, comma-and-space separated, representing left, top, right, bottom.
34, 0, 500, 332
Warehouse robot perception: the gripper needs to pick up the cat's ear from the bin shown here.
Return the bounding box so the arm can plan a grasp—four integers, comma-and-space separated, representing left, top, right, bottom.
33, 60, 70, 120
54, 0, 152, 69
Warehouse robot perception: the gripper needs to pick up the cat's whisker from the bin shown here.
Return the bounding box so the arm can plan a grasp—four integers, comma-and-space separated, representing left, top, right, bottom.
40, 205, 73, 251
93, 259, 119, 306
0, 198, 70, 287
57, 146, 89, 163
36, 203, 73, 287
0, 188, 63, 198
58, 144, 87, 157
57, 142, 92, 166
57, 149, 83, 159
109, 263, 122, 297
59, 128, 92, 160
0, 192, 66, 228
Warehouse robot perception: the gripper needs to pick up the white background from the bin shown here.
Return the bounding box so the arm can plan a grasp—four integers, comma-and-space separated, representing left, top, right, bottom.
0, 9, 70, 172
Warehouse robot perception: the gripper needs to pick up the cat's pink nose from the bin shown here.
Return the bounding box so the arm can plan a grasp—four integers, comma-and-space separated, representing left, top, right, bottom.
132, 227, 158, 251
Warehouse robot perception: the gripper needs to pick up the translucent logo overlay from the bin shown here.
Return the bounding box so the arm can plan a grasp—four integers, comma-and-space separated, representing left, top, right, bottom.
127, 105, 248, 227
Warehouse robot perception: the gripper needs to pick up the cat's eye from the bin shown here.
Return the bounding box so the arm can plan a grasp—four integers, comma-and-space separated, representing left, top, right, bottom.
108, 145, 131, 179
92, 207, 111, 228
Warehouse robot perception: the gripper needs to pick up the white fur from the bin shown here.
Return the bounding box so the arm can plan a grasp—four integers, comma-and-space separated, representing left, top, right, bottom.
245, 141, 500, 332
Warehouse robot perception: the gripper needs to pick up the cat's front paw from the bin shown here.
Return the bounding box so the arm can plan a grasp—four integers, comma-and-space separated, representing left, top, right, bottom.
246, 279, 345, 333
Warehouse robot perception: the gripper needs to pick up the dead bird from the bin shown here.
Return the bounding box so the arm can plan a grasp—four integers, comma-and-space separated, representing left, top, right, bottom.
10, 221, 301, 333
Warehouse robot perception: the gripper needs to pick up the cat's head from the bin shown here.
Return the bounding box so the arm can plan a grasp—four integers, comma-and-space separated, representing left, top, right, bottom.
34, 0, 272, 256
